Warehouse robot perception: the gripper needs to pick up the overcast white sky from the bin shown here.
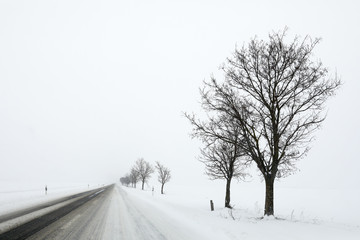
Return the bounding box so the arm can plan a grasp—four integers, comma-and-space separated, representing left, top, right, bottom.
1, 0, 359, 189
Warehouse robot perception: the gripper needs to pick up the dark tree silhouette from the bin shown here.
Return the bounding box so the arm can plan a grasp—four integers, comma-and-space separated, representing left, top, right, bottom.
185, 113, 247, 208
199, 29, 341, 215
134, 158, 154, 190
120, 175, 131, 186
155, 161, 171, 194
130, 167, 140, 188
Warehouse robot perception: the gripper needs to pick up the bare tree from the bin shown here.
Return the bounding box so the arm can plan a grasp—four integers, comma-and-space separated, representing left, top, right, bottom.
134, 158, 154, 190
185, 113, 247, 208
199, 29, 341, 215
120, 175, 131, 187
155, 161, 171, 194
130, 167, 140, 188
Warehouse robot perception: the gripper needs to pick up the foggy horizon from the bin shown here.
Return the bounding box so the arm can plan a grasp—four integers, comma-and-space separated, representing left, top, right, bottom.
1, 0, 359, 190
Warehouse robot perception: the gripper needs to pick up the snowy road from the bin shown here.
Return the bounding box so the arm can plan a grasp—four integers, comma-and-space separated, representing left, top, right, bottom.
25, 184, 208, 240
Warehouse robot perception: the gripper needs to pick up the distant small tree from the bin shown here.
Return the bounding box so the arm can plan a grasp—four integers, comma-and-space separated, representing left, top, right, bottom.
155, 161, 171, 194
120, 176, 125, 185
130, 167, 140, 188
134, 158, 154, 190
120, 175, 131, 186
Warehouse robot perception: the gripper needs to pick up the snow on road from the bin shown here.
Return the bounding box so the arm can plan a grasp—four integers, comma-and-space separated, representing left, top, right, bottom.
22, 184, 218, 240
103, 184, 223, 240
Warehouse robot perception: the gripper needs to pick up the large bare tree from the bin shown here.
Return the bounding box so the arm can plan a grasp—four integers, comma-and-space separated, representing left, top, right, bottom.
155, 161, 171, 194
186, 114, 247, 208
200, 29, 341, 215
134, 158, 154, 190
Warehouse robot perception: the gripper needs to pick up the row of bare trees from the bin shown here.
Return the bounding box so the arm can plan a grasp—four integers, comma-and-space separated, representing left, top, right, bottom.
120, 158, 171, 194
186, 29, 341, 216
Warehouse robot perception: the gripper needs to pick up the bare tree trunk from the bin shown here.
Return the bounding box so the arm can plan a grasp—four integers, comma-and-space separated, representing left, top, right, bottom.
161, 183, 164, 194
225, 178, 231, 208
264, 176, 274, 216
142, 180, 145, 190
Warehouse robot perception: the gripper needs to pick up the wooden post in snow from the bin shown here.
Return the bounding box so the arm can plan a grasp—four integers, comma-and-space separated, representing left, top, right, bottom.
210, 200, 214, 211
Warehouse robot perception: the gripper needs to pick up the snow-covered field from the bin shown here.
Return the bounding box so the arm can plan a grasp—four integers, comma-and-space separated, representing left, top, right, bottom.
0, 181, 100, 216
1, 180, 360, 239
122, 181, 360, 240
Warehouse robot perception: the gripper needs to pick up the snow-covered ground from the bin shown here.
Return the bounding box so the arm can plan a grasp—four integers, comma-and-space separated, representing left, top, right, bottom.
121, 181, 360, 240
0, 181, 100, 216
1, 180, 360, 239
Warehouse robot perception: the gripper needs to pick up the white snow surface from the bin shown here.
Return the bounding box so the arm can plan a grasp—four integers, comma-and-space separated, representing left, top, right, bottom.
118, 184, 360, 240
1, 181, 360, 240
0, 181, 99, 216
